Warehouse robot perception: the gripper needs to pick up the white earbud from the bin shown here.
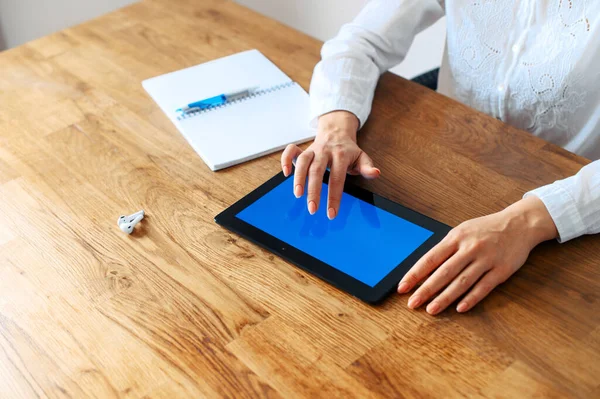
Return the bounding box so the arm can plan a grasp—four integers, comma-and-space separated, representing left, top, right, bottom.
117, 210, 145, 234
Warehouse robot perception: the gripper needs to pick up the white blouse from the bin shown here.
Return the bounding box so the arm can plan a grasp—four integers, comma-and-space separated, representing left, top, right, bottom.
310, 0, 600, 243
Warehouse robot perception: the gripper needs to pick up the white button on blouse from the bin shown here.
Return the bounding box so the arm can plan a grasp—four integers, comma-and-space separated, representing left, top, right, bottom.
309, 0, 600, 243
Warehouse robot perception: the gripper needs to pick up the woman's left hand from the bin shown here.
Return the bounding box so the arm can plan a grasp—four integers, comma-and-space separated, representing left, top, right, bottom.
397, 196, 558, 315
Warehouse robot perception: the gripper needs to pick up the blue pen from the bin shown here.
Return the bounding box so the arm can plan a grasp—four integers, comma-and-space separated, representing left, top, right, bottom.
176, 86, 259, 114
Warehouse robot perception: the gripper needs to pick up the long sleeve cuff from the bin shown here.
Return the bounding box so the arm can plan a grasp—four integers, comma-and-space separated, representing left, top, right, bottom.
309, 93, 366, 129
523, 183, 586, 243
309, 56, 379, 129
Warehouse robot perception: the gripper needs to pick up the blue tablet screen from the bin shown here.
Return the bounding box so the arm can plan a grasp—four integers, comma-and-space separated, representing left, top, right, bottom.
236, 176, 433, 287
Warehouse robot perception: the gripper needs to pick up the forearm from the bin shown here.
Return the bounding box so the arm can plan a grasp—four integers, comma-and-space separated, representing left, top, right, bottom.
503, 196, 559, 248
309, 0, 445, 128
317, 111, 360, 141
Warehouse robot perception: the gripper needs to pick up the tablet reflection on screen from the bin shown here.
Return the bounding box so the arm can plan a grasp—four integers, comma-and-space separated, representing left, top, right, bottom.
284, 183, 381, 238
237, 176, 433, 287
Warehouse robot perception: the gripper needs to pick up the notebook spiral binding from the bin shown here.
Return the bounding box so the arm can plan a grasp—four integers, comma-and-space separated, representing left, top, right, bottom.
177, 81, 297, 121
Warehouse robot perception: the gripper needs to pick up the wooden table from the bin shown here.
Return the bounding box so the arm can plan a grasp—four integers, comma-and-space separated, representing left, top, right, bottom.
1, 0, 598, 397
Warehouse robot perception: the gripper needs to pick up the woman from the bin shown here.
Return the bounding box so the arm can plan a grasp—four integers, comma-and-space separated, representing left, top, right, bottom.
280, 0, 600, 314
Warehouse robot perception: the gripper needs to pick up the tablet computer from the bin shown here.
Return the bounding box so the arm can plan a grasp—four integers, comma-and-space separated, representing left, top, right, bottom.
215, 170, 451, 304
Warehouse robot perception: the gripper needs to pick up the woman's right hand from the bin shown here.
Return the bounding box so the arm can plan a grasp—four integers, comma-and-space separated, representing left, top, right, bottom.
281, 110, 380, 220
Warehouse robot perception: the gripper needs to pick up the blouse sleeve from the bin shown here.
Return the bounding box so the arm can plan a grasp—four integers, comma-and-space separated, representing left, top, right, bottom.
309, 0, 445, 128
524, 160, 600, 242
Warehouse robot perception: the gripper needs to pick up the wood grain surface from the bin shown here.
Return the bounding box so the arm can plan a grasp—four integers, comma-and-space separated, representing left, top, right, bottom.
0, 0, 599, 397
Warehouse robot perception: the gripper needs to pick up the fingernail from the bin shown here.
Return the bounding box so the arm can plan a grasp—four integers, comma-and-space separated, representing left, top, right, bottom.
327, 207, 336, 220
408, 296, 422, 309
397, 281, 410, 293
283, 165, 289, 177
308, 201, 317, 215
457, 302, 468, 313
427, 302, 441, 315
294, 185, 302, 198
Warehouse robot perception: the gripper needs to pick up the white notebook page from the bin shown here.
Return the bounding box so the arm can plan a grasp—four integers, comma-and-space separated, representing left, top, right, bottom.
142, 50, 314, 170
178, 83, 310, 169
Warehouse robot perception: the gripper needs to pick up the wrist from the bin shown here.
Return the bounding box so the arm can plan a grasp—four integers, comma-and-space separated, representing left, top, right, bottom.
317, 110, 359, 142
503, 196, 559, 247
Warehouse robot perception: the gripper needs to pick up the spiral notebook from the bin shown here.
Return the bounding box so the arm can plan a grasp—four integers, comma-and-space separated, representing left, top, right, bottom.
142, 49, 314, 171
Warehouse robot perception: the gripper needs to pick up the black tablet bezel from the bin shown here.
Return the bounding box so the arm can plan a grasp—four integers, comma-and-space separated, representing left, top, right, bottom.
215, 169, 452, 304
